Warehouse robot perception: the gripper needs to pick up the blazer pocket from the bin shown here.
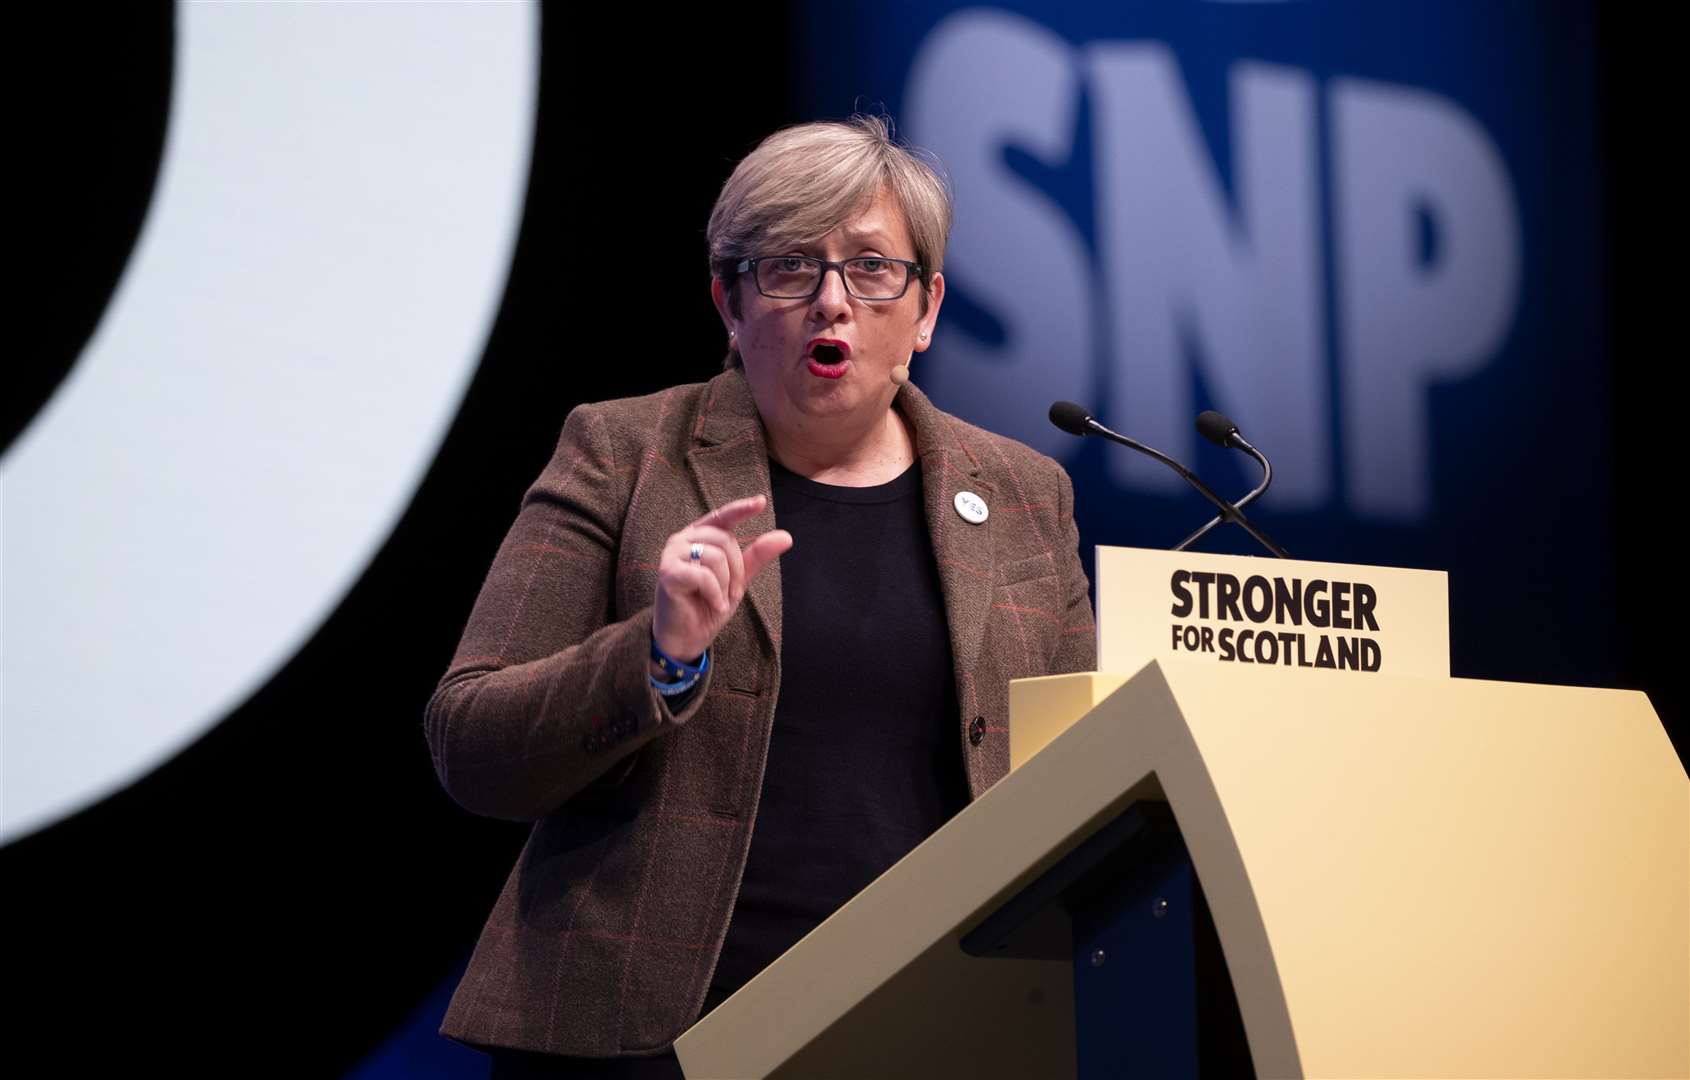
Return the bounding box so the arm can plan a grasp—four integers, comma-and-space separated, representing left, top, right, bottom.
993, 554, 1065, 669
996, 551, 1060, 588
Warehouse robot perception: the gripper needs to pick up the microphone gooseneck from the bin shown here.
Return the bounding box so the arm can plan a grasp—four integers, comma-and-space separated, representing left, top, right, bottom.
1049, 401, 1290, 559
1179, 410, 1277, 552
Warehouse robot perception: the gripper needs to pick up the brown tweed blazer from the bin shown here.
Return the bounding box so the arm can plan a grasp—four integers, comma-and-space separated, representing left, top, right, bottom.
425, 368, 1096, 1057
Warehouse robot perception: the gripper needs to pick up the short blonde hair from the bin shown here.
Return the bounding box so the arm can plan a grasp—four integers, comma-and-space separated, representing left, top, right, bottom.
707, 114, 953, 368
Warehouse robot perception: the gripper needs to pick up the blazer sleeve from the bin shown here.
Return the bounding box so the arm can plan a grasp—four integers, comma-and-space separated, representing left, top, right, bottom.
423, 403, 710, 822
1052, 464, 1098, 674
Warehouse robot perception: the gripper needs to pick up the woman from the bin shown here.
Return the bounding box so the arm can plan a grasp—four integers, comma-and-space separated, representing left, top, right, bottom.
426, 115, 1095, 1076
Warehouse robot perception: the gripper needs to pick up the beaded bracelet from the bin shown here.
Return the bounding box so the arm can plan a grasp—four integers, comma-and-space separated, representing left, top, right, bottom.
650, 639, 709, 696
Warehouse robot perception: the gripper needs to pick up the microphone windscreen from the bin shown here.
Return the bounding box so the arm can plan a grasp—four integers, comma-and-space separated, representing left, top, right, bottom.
1049, 401, 1094, 436
1196, 410, 1240, 447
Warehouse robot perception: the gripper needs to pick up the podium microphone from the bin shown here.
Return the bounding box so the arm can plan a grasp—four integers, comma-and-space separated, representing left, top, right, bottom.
1176, 410, 1276, 552
1048, 401, 1291, 558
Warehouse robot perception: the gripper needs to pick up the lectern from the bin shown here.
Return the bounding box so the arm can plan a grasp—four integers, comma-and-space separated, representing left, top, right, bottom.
675, 548, 1688, 1079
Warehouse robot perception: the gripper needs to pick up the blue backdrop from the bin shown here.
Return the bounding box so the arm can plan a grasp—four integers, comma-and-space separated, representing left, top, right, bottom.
797, 0, 1611, 688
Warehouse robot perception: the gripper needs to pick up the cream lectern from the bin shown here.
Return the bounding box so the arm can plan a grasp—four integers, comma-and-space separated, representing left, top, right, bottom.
675, 547, 1688, 1079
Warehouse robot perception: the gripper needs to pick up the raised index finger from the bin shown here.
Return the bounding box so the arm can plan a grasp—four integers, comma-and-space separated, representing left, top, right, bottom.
691, 494, 768, 531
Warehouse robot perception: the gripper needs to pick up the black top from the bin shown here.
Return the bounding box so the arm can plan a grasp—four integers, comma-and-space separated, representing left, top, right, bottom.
709, 457, 969, 996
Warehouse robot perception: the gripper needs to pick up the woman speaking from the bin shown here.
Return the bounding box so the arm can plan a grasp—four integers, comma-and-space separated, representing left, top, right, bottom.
425, 115, 1096, 1077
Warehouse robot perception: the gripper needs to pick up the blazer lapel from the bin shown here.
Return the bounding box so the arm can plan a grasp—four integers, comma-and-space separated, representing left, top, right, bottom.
685, 371, 782, 652
899, 383, 996, 680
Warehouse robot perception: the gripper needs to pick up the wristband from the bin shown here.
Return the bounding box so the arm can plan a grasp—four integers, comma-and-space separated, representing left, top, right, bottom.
650, 639, 708, 696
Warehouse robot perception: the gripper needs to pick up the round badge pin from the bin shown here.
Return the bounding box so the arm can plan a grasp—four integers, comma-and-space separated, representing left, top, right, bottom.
954, 491, 989, 524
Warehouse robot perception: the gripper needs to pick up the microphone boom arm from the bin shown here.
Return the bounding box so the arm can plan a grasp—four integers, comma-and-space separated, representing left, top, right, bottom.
1174, 436, 1273, 552
1085, 418, 1291, 559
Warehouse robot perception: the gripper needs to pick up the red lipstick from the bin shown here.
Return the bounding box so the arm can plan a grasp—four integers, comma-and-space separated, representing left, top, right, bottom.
806, 338, 851, 379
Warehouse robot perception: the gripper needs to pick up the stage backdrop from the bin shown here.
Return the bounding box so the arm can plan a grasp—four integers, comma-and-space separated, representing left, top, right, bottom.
3, 3, 1672, 1077
796, 0, 1614, 694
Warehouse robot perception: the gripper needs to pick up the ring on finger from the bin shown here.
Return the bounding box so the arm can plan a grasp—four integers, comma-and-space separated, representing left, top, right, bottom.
689, 542, 704, 563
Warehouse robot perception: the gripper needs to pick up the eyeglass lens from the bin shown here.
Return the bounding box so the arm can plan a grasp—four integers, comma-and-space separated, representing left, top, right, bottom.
757, 257, 907, 300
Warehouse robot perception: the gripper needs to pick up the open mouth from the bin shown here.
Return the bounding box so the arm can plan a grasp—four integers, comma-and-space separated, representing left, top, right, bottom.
806, 341, 849, 379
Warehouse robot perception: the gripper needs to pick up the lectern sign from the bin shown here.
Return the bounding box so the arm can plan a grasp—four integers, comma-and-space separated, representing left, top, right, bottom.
1095, 546, 1449, 677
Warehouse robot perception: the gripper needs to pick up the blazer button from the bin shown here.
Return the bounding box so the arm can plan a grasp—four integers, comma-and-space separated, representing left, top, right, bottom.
969, 716, 986, 746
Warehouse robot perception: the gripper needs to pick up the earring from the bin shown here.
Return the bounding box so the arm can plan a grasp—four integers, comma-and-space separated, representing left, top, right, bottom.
918, 331, 929, 341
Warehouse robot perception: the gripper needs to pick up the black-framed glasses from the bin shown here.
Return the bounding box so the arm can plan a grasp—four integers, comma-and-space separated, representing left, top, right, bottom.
734, 255, 925, 301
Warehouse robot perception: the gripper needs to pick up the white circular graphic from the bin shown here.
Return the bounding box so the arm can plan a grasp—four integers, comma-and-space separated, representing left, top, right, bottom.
1, 3, 538, 843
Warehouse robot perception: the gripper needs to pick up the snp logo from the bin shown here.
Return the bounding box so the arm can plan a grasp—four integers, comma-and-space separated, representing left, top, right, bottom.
908, 10, 1520, 520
